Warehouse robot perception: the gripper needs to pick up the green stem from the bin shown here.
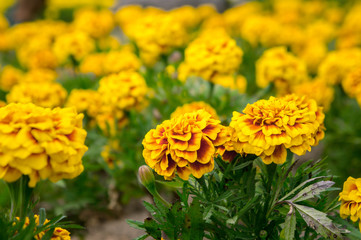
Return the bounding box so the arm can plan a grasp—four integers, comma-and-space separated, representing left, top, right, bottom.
153, 191, 171, 208
208, 82, 215, 100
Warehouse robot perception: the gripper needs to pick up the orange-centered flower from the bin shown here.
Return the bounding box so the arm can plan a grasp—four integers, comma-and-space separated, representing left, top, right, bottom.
339, 177, 361, 231
142, 109, 228, 180
230, 94, 325, 164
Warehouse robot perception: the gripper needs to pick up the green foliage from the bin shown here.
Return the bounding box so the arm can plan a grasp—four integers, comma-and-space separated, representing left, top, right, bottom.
129, 154, 355, 240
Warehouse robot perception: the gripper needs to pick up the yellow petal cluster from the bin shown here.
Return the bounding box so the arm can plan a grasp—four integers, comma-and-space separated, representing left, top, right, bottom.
0, 65, 23, 91
229, 94, 325, 164
53, 31, 95, 64
212, 74, 247, 93
0, 103, 88, 187
318, 48, 361, 85
256, 47, 308, 96
79, 53, 106, 76
292, 79, 334, 111
339, 177, 361, 231
342, 67, 361, 98
73, 8, 114, 39
98, 71, 147, 111
143, 109, 228, 180
7, 82, 67, 108
23, 68, 58, 83
65, 89, 101, 117
125, 12, 188, 66
178, 30, 243, 82
171, 101, 219, 120
16, 214, 71, 240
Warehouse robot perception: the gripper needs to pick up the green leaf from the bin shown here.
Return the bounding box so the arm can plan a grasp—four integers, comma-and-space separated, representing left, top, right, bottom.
156, 180, 184, 188
281, 205, 296, 240
293, 204, 343, 239
134, 234, 149, 240
126, 219, 144, 230
226, 215, 238, 225
41, 228, 55, 240
232, 161, 253, 171
290, 181, 335, 202
38, 208, 46, 227
144, 218, 162, 239
279, 176, 326, 202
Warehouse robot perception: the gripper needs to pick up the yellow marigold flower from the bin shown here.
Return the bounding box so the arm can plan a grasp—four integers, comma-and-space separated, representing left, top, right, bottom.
142, 109, 228, 180
0, 100, 6, 107
169, 5, 201, 29
66, 89, 101, 117
125, 12, 187, 66
0, 103, 87, 187
16, 214, 71, 240
256, 47, 308, 96
318, 48, 361, 85
293, 40, 327, 74
241, 15, 283, 47
223, 2, 262, 35
79, 53, 106, 76
305, 20, 335, 43
273, 0, 301, 25
0, 65, 24, 91
178, 31, 243, 82
171, 101, 219, 120
101, 140, 121, 169
7, 82, 67, 108
98, 71, 148, 111
229, 94, 325, 165
292, 79, 334, 111
16, 35, 58, 69
342, 67, 361, 98
73, 8, 114, 39
53, 31, 95, 65
197, 4, 218, 20
93, 106, 128, 136
212, 74, 247, 93
339, 177, 361, 231
102, 50, 141, 75
115, 5, 143, 32
23, 68, 57, 83
0, 14, 9, 32
97, 35, 121, 51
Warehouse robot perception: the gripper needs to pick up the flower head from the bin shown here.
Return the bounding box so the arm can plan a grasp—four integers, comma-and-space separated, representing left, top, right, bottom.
230, 94, 325, 164
342, 67, 361, 98
66, 89, 101, 117
292, 79, 334, 111
0, 65, 24, 91
171, 101, 219, 120
339, 177, 361, 231
0, 103, 88, 187
143, 109, 228, 180
98, 71, 148, 111
178, 30, 243, 82
256, 47, 308, 96
7, 82, 67, 108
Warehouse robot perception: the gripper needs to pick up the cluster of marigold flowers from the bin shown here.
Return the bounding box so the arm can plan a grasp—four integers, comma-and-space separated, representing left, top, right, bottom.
143, 94, 325, 179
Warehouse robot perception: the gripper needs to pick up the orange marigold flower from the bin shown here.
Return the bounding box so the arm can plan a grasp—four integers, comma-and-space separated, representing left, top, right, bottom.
0, 103, 88, 187
16, 214, 71, 240
142, 109, 228, 180
171, 101, 219, 120
339, 177, 361, 231
229, 94, 325, 165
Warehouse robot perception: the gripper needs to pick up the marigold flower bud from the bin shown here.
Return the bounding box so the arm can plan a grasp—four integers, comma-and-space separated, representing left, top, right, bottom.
138, 165, 155, 188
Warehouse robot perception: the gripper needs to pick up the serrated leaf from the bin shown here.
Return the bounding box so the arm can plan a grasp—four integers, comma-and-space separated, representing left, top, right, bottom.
279, 176, 326, 202
203, 205, 213, 221
126, 219, 144, 230
144, 218, 161, 239
281, 206, 296, 240
290, 181, 335, 202
293, 204, 343, 239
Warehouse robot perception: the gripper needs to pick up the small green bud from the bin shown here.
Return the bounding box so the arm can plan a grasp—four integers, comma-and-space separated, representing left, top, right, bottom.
138, 165, 155, 189
259, 230, 267, 239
